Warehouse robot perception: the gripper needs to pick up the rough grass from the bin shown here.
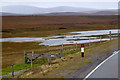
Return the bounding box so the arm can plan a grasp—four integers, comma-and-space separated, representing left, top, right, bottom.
1, 15, 118, 77
17, 39, 118, 78
63, 49, 80, 56
2, 15, 117, 38
1, 45, 81, 75
1, 40, 108, 75
2, 42, 43, 68
1, 40, 112, 68
3, 16, 117, 30
1, 39, 118, 78
1, 63, 44, 75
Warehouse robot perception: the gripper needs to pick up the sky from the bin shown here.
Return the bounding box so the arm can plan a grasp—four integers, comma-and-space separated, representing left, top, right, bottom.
1, 0, 119, 2
0, 0, 119, 10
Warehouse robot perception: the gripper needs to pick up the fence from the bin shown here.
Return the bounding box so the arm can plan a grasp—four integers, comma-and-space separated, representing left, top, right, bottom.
24, 43, 82, 68
24, 31, 114, 68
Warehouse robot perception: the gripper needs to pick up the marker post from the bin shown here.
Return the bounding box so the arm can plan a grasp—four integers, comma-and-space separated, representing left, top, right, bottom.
81, 44, 84, 57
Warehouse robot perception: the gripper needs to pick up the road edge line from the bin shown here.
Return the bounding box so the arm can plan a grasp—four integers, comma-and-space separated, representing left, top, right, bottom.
83, 50, 120, 80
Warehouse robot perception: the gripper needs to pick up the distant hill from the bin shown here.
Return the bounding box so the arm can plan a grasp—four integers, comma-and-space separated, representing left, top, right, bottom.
43, 11, 117, 16
1, 5, 118, 16
43, 12, 89, 16
0, 12, 22, 16
92, 10, 118, 15
2, 5, 45, 15
2, 5, 98, 15
46, 6, 98, 13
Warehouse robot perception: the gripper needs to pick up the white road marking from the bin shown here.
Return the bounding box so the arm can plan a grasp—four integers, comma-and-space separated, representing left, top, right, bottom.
83, 50, 120, 80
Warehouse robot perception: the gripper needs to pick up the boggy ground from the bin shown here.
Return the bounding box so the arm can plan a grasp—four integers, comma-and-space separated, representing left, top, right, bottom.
18, 39, 118, 78
2, 15, 117, 38
2, 41, 107, 75
1, 15, 118, 76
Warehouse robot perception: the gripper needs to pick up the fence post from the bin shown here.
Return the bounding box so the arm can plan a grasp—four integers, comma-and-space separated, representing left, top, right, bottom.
12, 64, 14, 77
71, 44, 73, 50
100, 36, 102, 43
76, 43, 78, 49
24, 51, 26, 63
89, 38, 91, 46
31, 51, 34, 69
61, 44, 64, 54
48, 55, 50, 64
42, 54, 45, 63
62, 43, 64, 52
60, 44, 64, 58
109, 31, 111, 40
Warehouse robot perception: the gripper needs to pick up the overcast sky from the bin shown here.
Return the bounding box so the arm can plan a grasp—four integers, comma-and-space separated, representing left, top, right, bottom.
1, 0, 119, 2
0, 0, 119, 9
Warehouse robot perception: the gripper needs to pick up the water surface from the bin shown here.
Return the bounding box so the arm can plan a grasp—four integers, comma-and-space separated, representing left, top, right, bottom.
1, 29, 118, 46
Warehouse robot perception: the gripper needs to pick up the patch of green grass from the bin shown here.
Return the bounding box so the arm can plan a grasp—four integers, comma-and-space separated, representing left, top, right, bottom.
1, 40, 116, 76
63, 40, 115, 56
2, 49, 81, 75
85, 40, 111, 50
63, 49, 81, 56
2, 63, 43, 75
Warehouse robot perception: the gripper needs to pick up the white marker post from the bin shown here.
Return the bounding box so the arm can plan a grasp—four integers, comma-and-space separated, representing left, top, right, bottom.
81, 44, 84, 57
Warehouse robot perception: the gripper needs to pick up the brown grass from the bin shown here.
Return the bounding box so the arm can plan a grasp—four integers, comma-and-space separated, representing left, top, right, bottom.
18, 39, 118, 78
2, 15, 117, 29
2, 40, 108, 68
2, 15, 117, 38
2, 15, 118, 73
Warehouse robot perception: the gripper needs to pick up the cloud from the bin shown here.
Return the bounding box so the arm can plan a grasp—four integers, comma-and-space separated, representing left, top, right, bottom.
1, 0, 119, 2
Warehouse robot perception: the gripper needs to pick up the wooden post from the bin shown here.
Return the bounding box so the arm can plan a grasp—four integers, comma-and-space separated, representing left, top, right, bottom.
76, 43, 78, 49
24, 51, 26, 63
109, 31, 111, 40
12, 64, 14, 77
48, 55, 50, 64
61, 44, 64, 54
31, 51, 34, 69
71, 44, 73, 50
60, 44, 64, 58
42, 53, 45, 63
89, 38, 91, 46
62, 44, 64, 51
100, 36, 102, 43
61, 49, 63, 56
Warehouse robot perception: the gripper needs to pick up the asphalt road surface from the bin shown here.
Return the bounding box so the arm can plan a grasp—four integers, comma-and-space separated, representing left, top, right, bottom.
84, 50, 119, 79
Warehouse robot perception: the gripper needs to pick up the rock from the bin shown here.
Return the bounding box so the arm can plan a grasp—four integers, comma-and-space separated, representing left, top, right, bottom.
50, 59, 61, 64
26, 72, 33, 76
41, 65, 45, 69
61, 57, 67, 62
48, 65, 52, 67
43, 69, 48, 73
41, 65, 49, 70
70, 56, 74, 59
54, 64, 59, 68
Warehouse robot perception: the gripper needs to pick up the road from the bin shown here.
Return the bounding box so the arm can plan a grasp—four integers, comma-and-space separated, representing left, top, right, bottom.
84, 50, 119, 79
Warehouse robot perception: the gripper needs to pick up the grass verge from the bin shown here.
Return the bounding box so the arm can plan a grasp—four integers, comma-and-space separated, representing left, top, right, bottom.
1, 63, 44, 75
2, 39, 118, 76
